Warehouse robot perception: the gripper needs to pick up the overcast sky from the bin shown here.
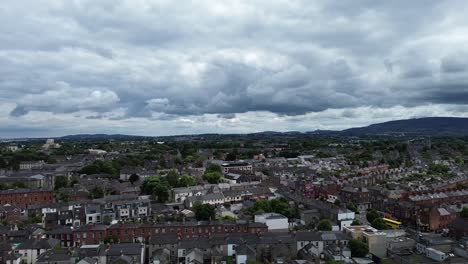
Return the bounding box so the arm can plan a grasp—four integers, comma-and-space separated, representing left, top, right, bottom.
1, 0, 468, 137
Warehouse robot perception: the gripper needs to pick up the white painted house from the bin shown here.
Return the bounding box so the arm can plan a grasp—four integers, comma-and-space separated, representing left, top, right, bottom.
254, 213, 289, 231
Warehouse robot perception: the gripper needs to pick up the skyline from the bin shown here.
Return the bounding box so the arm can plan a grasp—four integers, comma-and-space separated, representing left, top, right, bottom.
2, 1, 468, 137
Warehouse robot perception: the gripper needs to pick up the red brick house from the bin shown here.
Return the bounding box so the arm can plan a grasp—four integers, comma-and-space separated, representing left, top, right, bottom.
428, 207, 457, 231
0, 204, 21, 225
71, 222, 268, 246
0, 189, 54, 208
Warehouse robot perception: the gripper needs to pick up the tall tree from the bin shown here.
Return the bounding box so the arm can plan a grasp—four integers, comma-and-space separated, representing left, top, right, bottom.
178, 175, 197, 187
203, 171, 221, 184
366, 209, 380, 223
193, 202, 215, 221
349, 239, 369, 257
317, 219, 332, 231
129, 173, 140, 185
54, 175, 69, 190
166, 170, 179, 187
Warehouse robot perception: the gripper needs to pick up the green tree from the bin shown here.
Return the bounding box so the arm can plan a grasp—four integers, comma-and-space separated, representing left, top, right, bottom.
248, 198, 295, 218
455, 156, 464, 166
334, 199, 341, 206
184, 155, 194, 163
30, 213, 42, 223
347, 203, 357, 212
349, 239, 369, 257
351, 219, 361, 226
89, 186, 104, 199
366, 209, 380, 223
193, 202, 215, 221
141, 176, 170, 202
317, 219, 332, 231
178, 175, 197, 187
154, 184, 169, 202
166, 170, 179, 187
79, 160, 118, 177
226, 257, 234, 264
141, 176, 160, 195
427, 163, 449, 175
203, 171, 222, 184
371, 217, 388, 230
129, 173, 140, 185
56, 192, 71, 203
205, 164, 222, 173
103, 215, 113, 225
12, 181, 27, 188
54, 175, 69, 190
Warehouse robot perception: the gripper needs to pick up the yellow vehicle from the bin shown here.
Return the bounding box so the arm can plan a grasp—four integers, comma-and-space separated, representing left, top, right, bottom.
383, 217, 401, 229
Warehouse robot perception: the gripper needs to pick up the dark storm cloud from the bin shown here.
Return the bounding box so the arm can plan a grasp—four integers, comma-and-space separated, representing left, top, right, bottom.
1, 0, 468, 129
441, 53, 468, 73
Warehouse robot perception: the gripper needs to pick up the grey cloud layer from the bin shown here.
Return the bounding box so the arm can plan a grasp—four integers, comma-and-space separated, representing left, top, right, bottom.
1, 0, 468, 135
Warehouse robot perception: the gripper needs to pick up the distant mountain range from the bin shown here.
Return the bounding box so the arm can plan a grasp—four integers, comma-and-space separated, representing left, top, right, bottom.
8, 117, 467, 141
59, 134, 153, 140
340, 117, 468, 136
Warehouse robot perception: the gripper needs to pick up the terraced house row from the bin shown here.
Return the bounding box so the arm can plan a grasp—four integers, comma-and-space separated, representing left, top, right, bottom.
45, 221, 268, 247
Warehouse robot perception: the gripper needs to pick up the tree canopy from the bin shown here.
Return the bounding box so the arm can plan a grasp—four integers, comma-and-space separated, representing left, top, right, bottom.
248, 198, 296, 218
129, 173, 140, 185
141, 176, 170, 202
89, 186, 104, 199
371, 217, 388, 230
317, 219, 332, 231
366, 209, 380, 223
203, 171, 222, 184
54, 175, 69, 190
178, 175, 197, 187
349, 239, 369, 257
193, 202, 215, 221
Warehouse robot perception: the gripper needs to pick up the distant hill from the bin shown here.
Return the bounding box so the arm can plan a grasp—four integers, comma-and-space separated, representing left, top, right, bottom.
24, 117, 468, 141
59, 134, 152, 141
341, 117, 468, 136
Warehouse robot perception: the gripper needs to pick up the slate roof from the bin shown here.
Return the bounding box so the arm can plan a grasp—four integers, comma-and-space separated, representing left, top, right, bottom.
16, 238, 60, 250
106, 243, 143, 256
37, 249, 71, 263
77, 257, 98, 264
148, 233, 179, 245
75, 244, 106, 258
